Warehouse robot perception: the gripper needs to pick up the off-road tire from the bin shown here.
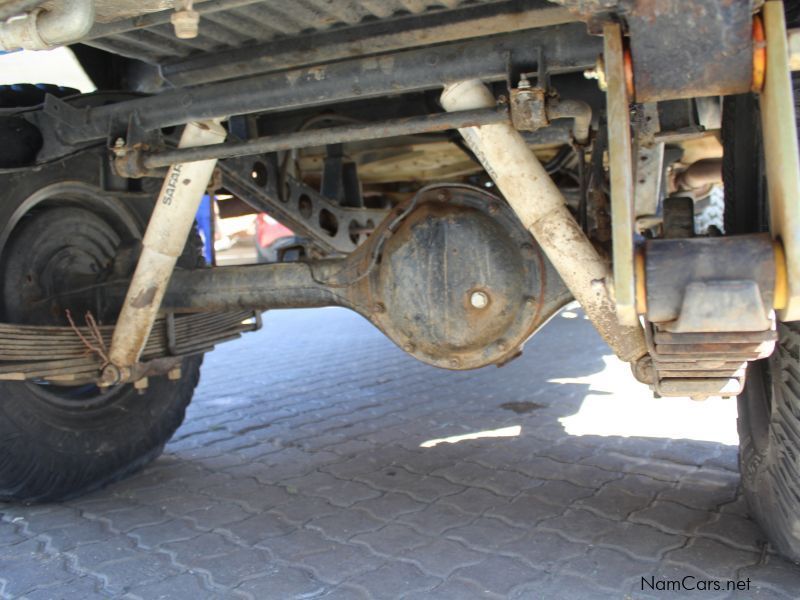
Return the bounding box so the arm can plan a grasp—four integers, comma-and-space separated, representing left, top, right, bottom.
723, 24, 800, 560
736, 323, 800, 562
693, 186, 725, 235
0, 143, 203, 503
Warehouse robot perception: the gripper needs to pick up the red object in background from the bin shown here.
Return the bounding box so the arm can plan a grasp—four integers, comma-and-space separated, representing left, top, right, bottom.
255, 213, 293, 249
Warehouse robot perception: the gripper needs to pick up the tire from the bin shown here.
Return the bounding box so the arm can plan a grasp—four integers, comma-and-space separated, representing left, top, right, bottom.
693, 186, 725, 235
0, 145, 203, 503
723, 26, 800, 561
0, 83, 79, 108
736, 323, 800, 562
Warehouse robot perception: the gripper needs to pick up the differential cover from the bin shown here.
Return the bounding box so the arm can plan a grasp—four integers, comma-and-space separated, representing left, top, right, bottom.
358, 185, 572, 369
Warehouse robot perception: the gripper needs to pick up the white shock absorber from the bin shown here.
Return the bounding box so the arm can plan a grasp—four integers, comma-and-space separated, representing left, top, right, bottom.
441, 79, 648, 365
105, 121, 226, 383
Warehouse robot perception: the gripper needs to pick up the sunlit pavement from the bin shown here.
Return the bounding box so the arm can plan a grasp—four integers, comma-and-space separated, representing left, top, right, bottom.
1, 306, 799, 599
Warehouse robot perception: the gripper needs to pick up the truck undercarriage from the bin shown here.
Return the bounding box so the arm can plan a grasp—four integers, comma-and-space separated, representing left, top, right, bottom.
1, 0, 800, 563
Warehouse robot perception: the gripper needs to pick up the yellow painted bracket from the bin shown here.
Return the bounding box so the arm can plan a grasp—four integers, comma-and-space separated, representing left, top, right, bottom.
603, 22, 638, 326
761, 1, 800, 321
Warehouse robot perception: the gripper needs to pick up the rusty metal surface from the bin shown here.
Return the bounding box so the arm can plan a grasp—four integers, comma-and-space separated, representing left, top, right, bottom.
146, 185, 574, 371
140, 108, 510, 170
645, 320, 776, 398
0, 310, 260, 384
643, 234, 776, 325
218, 155, 389, 255
625, 0, 754, 102
360, 185, 573, 370
510, 85, 548, 131
642, 233, 778, 398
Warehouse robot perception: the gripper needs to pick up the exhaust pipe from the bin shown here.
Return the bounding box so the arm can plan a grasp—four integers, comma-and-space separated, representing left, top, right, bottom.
0, 0, 95, 51
440, 79, 648, 364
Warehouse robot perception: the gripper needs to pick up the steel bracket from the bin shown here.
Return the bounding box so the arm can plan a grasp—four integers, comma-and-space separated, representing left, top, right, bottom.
760, 1, 800, 321
603, 21, 638, 326
218, 154, 389, 255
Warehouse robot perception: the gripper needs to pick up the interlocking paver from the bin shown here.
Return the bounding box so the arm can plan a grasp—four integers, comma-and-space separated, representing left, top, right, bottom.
39, 520, 112, 552
306, 507, 385, 541
561, 547, 654, 590
233, 563, 326, 599
451, 555, 546, 596
665, 537, 761, 579
23, 575, 103, 600
445, 516, 528, 551
190, 547, 273, 588
486, 490, 569, 526
218, 511, 295, 545
407, 577, 503, 600
344, 560, 441, 598
161, 532, 242, 564
295, 540, 382, 585
396, 502, 475, 536
0, 553, 73, 598
86, 553, 182, 595
1, 307, 799, 598
401, 538, 486, 578
630, 499, 712, 535
573, 480, 654, 520
498, 530, 586, 570
351, 522, 430, 555
352, 491, 428, 521
185, 502, 253, 531
129, 518, 200, 549
595, 521, 687, 560
125, 572, 214, 600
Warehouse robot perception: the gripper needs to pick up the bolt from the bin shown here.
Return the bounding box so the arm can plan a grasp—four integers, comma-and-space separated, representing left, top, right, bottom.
98, 364, 122, 388
470, 291, 489, 309
112, 137, 126, 158
497, 340, 507, 351
517, 74, 532, 90
584, 55, 607, 91
449, 358, 461, 368
403, 342, 416, 353
134, 377, 149, 394
171, 0, 199, 39
373, 302, 385, 314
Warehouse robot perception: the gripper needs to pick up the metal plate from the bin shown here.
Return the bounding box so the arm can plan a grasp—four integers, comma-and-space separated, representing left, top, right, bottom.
626, 0, 753, 102
362, 185, 572, 369
219, 155, 389, 255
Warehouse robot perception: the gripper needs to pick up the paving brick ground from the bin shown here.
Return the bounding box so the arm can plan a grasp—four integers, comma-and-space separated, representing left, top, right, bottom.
1, 307, 800, 599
